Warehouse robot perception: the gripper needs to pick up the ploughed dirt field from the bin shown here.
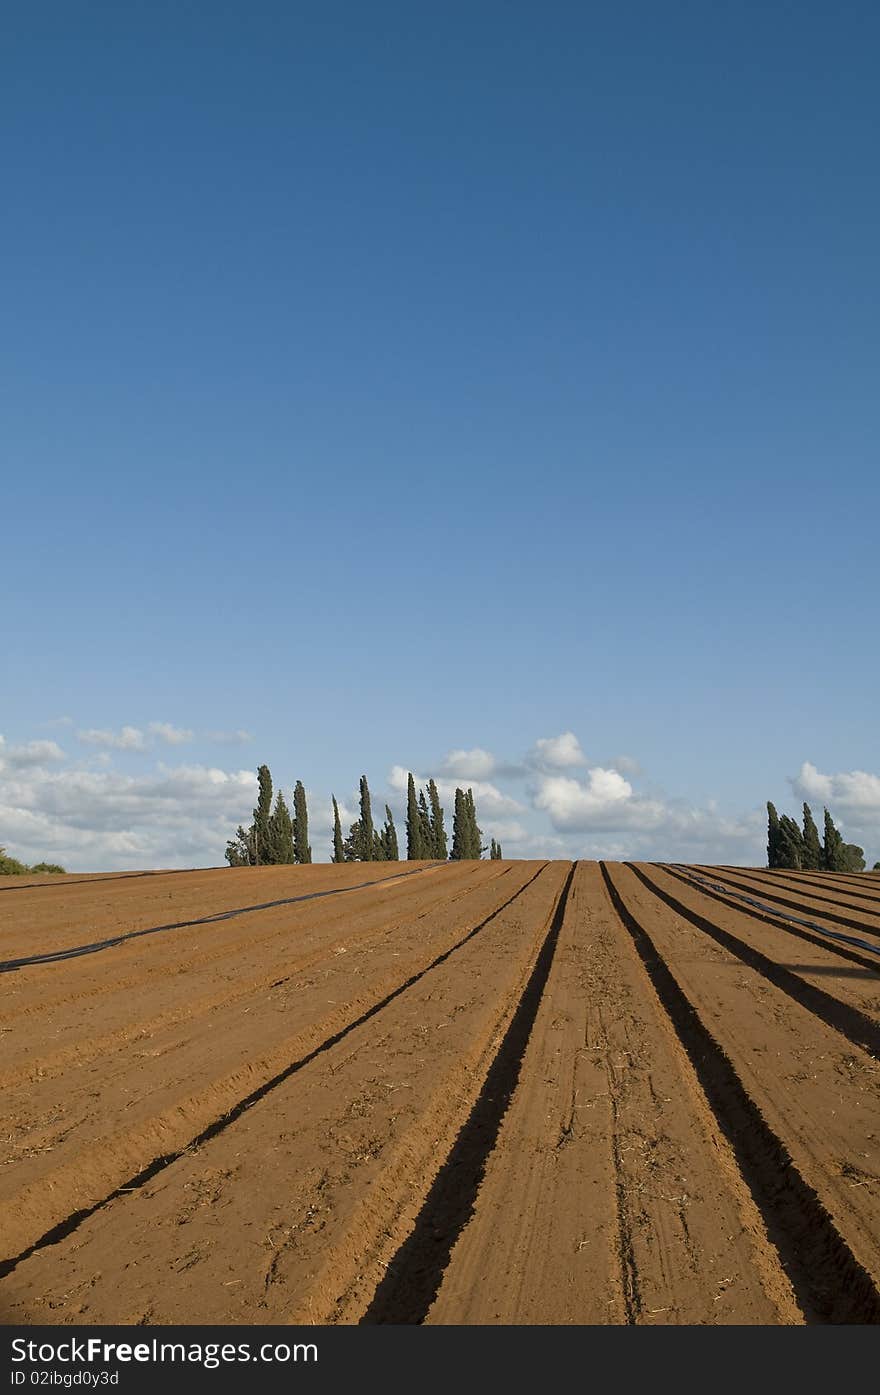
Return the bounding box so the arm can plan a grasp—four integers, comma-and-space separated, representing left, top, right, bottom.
1, 859, 878, 1326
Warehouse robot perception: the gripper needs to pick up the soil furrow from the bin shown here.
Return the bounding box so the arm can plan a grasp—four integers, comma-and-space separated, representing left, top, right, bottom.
0, 864, 502, 1090
425, 863, 799, 1325
688, 867, 880, 939
358, 864, 577, 1323
743, 868, 880, 915
0, 866, 568, 1326
0, 863, 547, 1278
660, 866, 880, 975
601, 864, 880, 1323
631, 867, 880, 1053
663, 865, 880, 972
750, 870, 880, 905
0, 862, 447, 973
0, 863, 490, 1031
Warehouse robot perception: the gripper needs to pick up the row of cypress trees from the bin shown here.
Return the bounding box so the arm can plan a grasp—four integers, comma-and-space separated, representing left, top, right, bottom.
766, 801, 865, 872
227, 767, 500, 865
225, 764, 311, 865
331, 776, 400, 862
331, 773, 497, 861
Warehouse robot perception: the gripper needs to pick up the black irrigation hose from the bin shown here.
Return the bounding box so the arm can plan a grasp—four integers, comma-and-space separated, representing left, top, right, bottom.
670, 866, 880, 960
0, 863, 446, 974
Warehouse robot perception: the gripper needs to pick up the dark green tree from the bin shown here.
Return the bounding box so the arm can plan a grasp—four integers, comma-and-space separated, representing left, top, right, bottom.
465, 788, 485, 858
801, 803, 822, 871
253, 764, 273, 866
225, 825, 254, 867
383, 805, 399, 861
450, 788, 466, 860
331, 796, 345, 863
427, 779, 447, 860
777, 814, 805, 869
359, 776, 374, 861
269, 790, 295, 863
372, 829, 387, 860
418, 789, 432, 858
495, 839, 502, 860
766, 802, 781, 869
29, 861, 67, 874
823, 808, 846, 871
293, 780, 312, 864
343, 819, 362, 862
406, 772, 425, 859
841, 843, 866, 872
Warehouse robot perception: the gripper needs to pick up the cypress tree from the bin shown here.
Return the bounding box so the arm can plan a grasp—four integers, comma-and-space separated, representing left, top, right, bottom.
767, 802, 781, 869
253, 764, 273, 866
801, 803, 822, 871
406, 773, 424, 859
428, 779, 447, 860
359, 776, 374, 861
495, 839, 503, 860
331, 796, 345, 863
823, 808, 846, 871
450, 788, 466, 860
383, 805, 399, 861
418, 789, 432, 859
268, 790, 295, 864
372, 829, 387, 860
778, 815, 805, 869
465, 788, 484, 859
343, 819, 362, 861
293, 780, 312, 864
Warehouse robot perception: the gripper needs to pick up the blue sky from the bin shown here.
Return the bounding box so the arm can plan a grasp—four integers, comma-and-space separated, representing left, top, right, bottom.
2, 2, 878, 869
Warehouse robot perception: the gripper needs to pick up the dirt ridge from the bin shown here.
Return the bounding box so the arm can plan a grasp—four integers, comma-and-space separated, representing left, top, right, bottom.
601, 863, 880, 1324
360, 863, 578, 1323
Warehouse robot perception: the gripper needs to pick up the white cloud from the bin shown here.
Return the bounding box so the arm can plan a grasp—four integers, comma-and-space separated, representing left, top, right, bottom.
77, 725, 145, 751
480, 819, 530, 846
0, 736, 66, 770
206, 729, 253, 745
789, 762, 880, 858
0, 759, 257, 871
791, 761, 880, 813
440, 747, 497, 780
388, 765, 524, 816
148, 722, 194, 746
533, 768, 638, 829
606, 754, 642, 776
529, 732, 588, 769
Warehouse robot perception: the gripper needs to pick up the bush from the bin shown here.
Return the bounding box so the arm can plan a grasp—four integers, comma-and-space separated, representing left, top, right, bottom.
0, 847, 67, 876
0, 846, 30, 875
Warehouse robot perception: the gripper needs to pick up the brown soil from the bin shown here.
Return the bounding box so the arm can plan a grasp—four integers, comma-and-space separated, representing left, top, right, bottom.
1, 861, 877, 1326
